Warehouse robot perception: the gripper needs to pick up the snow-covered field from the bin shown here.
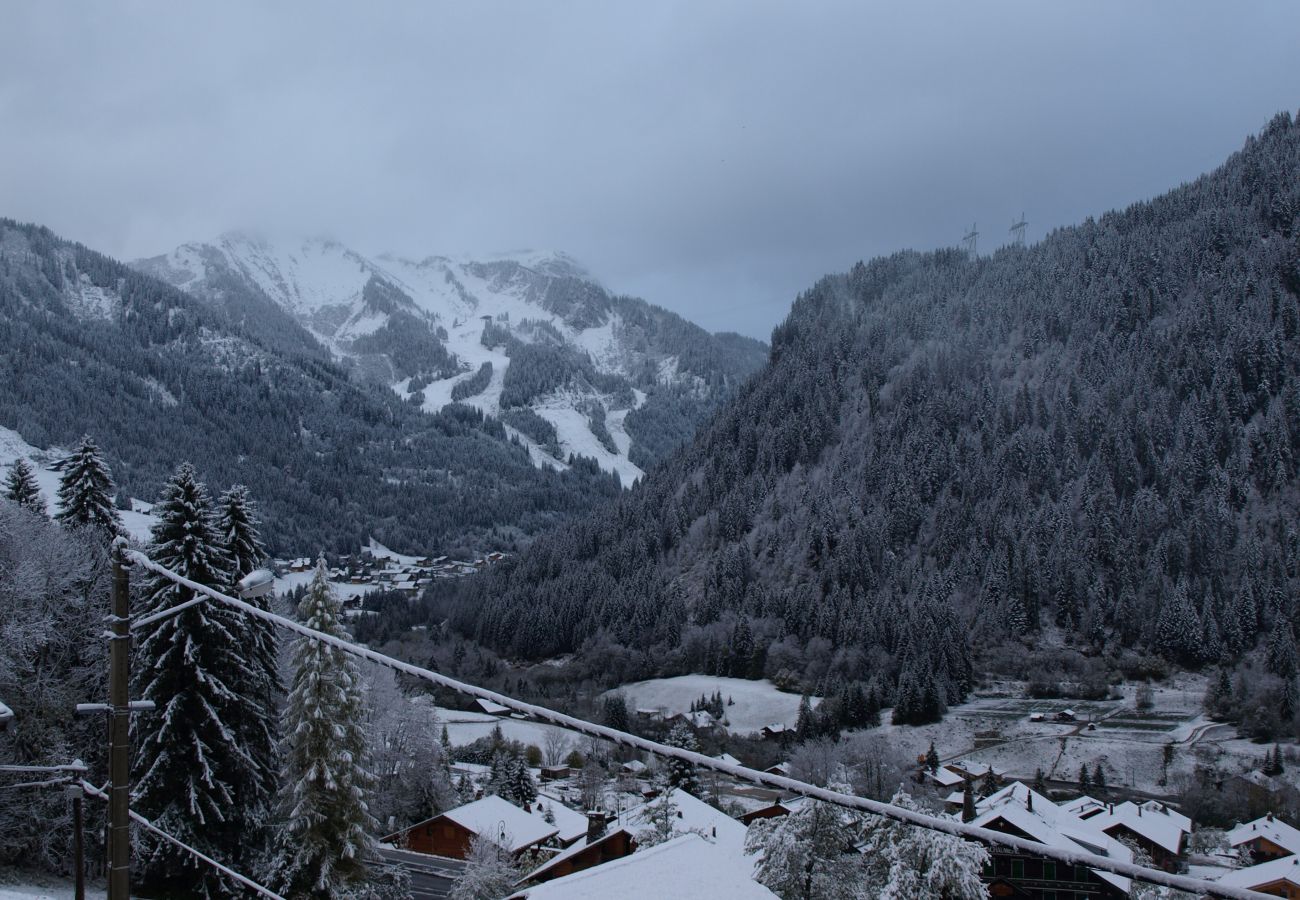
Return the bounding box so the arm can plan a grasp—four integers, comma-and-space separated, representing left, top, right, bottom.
876, 674, 1294, 796
608, 676, 815, 735
0, 426, 156, 541
435, 706, 580, 752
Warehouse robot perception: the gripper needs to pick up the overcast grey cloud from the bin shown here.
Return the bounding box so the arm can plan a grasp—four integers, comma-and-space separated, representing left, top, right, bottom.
2, 2, 1297, 337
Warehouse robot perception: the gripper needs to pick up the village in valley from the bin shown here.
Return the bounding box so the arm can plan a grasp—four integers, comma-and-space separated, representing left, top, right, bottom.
271, 539, 508, 604
365, 667, 1300, 899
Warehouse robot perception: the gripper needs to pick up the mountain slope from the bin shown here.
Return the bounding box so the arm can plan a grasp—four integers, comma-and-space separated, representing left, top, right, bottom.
0, 220, 622, 554
437, 113, 1300, 712
135, 236, 767, 483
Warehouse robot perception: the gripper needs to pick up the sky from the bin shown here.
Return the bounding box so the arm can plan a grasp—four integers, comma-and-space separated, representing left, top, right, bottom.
2, 3, 1298, 339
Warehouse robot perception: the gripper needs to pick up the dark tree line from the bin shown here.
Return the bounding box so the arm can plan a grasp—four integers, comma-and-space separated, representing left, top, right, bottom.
434, 112, 1300, 723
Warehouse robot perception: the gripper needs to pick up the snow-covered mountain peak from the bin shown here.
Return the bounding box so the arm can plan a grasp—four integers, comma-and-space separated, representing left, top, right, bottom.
135, 235, 767, 485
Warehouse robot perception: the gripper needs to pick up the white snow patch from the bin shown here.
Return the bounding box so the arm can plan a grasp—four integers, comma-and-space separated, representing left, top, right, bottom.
608, 676, 815, 735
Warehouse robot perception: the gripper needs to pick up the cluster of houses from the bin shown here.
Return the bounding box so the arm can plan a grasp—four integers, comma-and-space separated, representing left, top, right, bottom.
920, 758, 1300, 897
375, 742, 1300, 898
275, 547, 507, 596
383, 776, 769, 898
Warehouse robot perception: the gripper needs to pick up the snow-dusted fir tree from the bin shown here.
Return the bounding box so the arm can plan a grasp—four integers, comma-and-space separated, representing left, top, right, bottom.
487, 750, 538, 808
272, 560, 378, 897
634, 776, 679, 847
214, 484, 280, 816
857, 791, 988, 899
4, 458, 45, 515
663, 722, 702, 795
131, 463, 263, 896
53, 436, 121, 533
449, 832, 522, 900
744, 775, 866, 900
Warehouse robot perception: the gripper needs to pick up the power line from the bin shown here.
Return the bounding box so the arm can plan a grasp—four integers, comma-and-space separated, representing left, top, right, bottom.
125, 549, 1267, 899
0, 776, 74, 791
79, 780, 284, 900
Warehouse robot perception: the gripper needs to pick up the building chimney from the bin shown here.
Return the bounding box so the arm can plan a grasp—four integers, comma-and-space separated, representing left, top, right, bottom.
1027, 793, 1033, 813
586, 810, 608, 843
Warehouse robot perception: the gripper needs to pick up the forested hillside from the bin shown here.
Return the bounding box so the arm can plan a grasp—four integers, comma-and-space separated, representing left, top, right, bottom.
0, 221, 622, 553
437, 113, 1300, 722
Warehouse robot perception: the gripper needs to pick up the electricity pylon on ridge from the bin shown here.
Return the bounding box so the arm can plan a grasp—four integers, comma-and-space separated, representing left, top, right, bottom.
1010, 213, 1028, 247
962, 224, 979, 257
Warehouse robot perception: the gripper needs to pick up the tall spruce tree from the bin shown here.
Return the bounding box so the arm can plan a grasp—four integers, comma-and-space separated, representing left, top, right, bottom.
4, 458, 45, 515
131, 463, 262, 897
663, 722, 702, 796
214, 485, 280, 826
273, 560, 378, 897
54, 436, 121, 533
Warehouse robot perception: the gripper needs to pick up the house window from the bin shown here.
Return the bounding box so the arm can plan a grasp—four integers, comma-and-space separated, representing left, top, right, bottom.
1011, 860, 1024, 879
1043, 861, 1056, 880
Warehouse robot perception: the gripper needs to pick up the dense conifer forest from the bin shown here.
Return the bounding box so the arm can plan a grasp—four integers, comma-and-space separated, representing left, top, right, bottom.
436, 113, 1300, 724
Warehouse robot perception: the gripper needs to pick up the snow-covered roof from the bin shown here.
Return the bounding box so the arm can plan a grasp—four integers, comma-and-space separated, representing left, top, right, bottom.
510, 833, 775, 899
475, 698, 511, 716
968, 782, 1133, 894
1060, 795, 1106, 820
1217, 854, 1300, 890
1138, 801, 1191, 833
521, 826, 636, 885
1229, 815, 1300, 856
1090, 801, 1187, 856
621, 760, 648, 774
535, 795, 590, 844
929, 766, 967, 787
621, 788, 748, 852
716, 753, 743, 767
440, 796, 558, 853
947, 759, 998, 779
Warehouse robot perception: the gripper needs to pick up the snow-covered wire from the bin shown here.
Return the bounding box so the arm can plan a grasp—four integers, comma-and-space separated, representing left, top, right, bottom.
124, 550, 1268, 899
0, 776, 73, 790
130, 592, 206, 630
78, 779, 285, 900
0, 764, 88, 774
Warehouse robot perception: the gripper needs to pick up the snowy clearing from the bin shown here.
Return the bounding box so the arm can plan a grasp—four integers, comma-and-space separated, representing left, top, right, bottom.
434, 705, 580, 751
608, 676, 815, 735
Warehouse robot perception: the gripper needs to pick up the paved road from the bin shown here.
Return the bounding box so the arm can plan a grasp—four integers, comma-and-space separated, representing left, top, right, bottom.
379, 847, 467, 900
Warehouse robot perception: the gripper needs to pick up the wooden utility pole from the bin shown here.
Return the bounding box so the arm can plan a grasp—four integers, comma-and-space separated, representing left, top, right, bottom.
107, 547, 131, 900
67, 782, 85, 900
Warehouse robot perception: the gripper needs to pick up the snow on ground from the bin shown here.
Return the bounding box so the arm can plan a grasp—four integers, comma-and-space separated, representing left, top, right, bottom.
0, 877, 105, 900
0, 426, 156, 542
365, 537, 423, 567
436, 706, 580, 752
608, 676, 815, 735
534, 394, 644, 486
272, 569, 375, 602
880, 674, 1296, 796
